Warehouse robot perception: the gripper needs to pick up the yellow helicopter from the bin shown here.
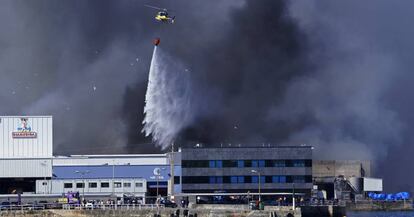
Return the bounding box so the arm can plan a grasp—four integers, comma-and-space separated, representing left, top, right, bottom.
145, 5, 175, 24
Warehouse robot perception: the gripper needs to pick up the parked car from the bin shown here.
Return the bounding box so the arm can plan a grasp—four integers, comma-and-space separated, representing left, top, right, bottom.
85, 201, 95, 209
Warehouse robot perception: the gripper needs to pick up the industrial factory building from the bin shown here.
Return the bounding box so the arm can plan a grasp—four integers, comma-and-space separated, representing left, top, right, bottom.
0, 116, 180, 200
181, 146, 313, 202
0, 116, 53, 194
0, 115, 383, 204
312, 160, 382, 201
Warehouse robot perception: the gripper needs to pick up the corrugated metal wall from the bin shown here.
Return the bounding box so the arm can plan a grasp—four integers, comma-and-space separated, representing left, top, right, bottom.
0, 116, 53, 178
0, 116, 52, 158
0, 158, 52, 178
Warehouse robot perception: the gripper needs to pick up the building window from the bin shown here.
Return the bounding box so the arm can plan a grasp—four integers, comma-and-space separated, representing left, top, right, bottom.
89, 183, 97, 188
76, 183, 84, 188
135, 182, 143, 188
252, 160, 258, 168
174, 176, 181, 184
258, 160, 265, 167
114, 182, 122, 188
216, 160, 223, 168
252, 176, 259, 183
231, 176, 238, 184
272, 176, 287, 183
101, 182, 110, 188
216, 176, 223, 184
182, 160, 209, 168
292, 160, 305, 167
209, 176, 216, 184
274, 160, 286, 167
123, 183, 131, 188
293, 176, 306, 183
238, 176, 245, 183
64, 183, 73, 188
237, 160, 244, 168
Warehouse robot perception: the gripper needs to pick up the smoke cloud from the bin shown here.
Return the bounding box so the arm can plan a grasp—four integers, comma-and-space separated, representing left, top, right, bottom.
1, 0, 414, 191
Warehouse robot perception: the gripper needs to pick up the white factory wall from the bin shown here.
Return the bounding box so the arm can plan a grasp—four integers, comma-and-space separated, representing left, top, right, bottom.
0, 116, 52, 158
0, 158, 52, 178
53, 154, 168, 166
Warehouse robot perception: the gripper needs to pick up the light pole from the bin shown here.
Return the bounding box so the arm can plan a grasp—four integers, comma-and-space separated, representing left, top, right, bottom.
292, 183, 295, 210
112, 160, 115, 197
75, 170, 90, 203
251, 170, 261, 202
153, 167, 166, 201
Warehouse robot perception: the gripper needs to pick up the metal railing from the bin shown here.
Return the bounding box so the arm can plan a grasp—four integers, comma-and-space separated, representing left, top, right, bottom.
0, 203, 166, 211
62, 203, 165, 210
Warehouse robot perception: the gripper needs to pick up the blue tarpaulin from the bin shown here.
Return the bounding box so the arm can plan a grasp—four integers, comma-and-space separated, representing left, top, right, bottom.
368, 192, 410, 201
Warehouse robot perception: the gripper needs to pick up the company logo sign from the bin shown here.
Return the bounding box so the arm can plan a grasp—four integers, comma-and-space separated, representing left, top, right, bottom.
12, 118, 37, 139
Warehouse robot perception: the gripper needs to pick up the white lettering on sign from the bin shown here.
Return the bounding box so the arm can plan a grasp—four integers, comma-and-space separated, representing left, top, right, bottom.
12, 131, 37, 138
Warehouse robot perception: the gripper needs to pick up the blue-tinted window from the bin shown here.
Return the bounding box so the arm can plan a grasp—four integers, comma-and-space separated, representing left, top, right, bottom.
231, 176, 238, 184
293, 176, 306, 183
209, 160, 215, 168
216, 176, 223, 184
258, 160, 265, 168
274, 160, 286, 167
238, 176, 245, 183
272, 176, 280, 183
252, 160, 258, 168
280, 176, 287, 183
216, 160, 223, 168
293, 160, 305, 167
209, 176, 216, 184
252, 176, 265, 183
252, 176, 259, 183
237, 160, 244, 168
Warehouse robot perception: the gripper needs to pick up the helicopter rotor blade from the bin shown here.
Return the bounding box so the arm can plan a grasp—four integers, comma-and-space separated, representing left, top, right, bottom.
144, 4, 165, 11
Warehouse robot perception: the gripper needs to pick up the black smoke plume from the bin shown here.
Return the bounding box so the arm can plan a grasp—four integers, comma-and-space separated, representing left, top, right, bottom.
1, 0, 413, 192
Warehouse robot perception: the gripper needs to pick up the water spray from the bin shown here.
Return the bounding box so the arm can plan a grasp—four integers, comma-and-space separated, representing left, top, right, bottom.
142, 38, 195, 149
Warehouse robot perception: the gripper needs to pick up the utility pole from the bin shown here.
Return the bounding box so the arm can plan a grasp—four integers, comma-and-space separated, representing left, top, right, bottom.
112, 160, 115, 197
251, 170, 261, 202
292, 183, 296, 210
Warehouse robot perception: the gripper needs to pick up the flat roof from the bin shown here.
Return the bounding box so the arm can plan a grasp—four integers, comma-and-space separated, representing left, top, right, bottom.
0, 115, 53, 118
182, 145, 313, 149
54, 154, 167, 159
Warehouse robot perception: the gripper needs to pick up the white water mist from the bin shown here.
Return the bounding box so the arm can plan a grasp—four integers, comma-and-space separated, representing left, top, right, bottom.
142, 46, 195, 149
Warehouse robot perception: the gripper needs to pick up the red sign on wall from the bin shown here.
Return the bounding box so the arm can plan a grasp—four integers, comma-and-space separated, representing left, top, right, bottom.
12, 131, 37, 139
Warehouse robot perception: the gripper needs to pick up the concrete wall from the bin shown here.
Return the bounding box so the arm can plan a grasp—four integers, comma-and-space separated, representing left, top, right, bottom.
313, 160, 371, 179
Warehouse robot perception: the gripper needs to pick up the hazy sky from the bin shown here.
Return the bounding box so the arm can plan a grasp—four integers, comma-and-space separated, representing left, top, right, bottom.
0, 0, 413, 192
